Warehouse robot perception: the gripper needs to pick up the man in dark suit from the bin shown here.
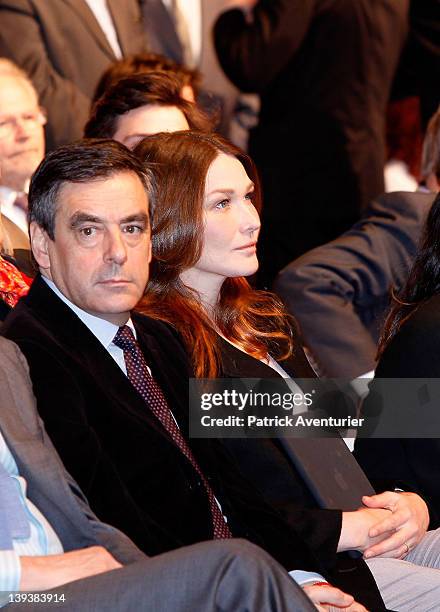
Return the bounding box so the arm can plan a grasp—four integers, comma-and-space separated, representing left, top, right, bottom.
7, 138, 440, 610
0, 336, 315, 611
214, 0, 409, 286
0, 0, 148, 149
274, 191, 435, 378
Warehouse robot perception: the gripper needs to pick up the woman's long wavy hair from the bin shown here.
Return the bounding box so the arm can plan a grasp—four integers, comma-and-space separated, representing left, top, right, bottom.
378, 191, 440, 357
134, 131, 294, 377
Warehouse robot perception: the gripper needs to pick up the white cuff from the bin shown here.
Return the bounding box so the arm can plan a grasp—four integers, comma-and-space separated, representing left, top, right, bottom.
288, 569, 328, 586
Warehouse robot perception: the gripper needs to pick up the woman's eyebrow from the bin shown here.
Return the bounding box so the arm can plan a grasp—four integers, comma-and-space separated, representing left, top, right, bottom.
207, 182, 254, 196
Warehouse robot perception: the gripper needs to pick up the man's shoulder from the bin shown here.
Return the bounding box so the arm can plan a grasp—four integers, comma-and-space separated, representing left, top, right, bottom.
2, 276, 66, 342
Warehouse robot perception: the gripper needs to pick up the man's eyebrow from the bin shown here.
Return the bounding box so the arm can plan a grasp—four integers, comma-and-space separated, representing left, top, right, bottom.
120, 213, 149, 225
70, 212, 102, 228
69, 212, 149, 228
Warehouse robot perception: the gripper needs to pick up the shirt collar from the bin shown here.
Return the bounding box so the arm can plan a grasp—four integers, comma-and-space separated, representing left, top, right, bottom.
42, 276, 136, 349
0, 180, 30, 204
0, 186, 18, 208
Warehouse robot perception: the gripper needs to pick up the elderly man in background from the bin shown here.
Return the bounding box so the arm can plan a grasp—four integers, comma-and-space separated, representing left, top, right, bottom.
0, 59, 45, 254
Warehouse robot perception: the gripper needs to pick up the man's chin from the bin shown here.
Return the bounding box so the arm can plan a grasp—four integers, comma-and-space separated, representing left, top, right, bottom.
89, 296, 141, 316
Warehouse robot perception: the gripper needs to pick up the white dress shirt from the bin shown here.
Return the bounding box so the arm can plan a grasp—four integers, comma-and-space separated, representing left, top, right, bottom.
42, 277, 138, 374
83, 0, 123, 58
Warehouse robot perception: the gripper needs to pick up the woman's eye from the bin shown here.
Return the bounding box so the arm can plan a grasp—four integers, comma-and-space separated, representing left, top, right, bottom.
245, 191, 255, 202
215, 199, 230, 210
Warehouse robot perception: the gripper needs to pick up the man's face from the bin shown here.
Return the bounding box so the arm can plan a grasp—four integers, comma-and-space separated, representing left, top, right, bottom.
0, 76, 45, 191
112, 104, 190, 149
32, 172, 152, 325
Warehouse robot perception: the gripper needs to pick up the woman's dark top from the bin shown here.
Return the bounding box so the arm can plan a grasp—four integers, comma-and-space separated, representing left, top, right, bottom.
354, 293, 440, 527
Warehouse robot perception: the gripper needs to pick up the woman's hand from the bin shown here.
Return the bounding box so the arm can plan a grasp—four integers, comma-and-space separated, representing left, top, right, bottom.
303, 583, 368, 611
363, 491, 429, 559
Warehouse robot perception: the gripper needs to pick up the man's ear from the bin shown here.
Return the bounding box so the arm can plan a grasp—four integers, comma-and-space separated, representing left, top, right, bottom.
30, 222, 51, 274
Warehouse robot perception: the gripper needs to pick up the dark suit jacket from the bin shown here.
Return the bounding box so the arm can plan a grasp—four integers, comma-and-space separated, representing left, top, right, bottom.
0, 0, 147, 149
1, 274, 347, 579
214, 0, 409, 282
0, 298, 11, 322
217, 336, 384, 608
355, 293, 440, 529
274, 192, 434, 378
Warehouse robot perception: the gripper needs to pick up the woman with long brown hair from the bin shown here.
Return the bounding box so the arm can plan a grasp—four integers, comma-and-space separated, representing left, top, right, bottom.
135, 130, 313, 381
134, 131, 440, 612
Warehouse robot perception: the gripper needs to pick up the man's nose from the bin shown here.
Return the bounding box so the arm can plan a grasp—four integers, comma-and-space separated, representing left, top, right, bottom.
104, 230, 128, 264
14, 118, 30, 139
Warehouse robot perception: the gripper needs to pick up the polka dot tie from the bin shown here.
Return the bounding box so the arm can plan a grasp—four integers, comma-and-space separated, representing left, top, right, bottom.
113, 325, 232, 539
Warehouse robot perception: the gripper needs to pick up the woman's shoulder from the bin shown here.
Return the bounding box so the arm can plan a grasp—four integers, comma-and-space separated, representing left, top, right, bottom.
217, 331, 316, 379
406, 294, 440, 327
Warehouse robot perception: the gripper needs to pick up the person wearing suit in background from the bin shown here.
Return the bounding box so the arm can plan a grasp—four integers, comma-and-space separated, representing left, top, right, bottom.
214, 0, 409, 287
0, 0, 148, 150
273, 191, 435, 379
0, 336, 316, 612
140, 0, 256, 145
0, 138, 379, 611
274, 105, 440, 380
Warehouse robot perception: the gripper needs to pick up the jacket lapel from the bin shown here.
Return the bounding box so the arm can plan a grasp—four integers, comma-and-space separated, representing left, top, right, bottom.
107, 0, 142, 56
141, 0, 184, 63
22, 277, 180, 446
62, 0, 116, 60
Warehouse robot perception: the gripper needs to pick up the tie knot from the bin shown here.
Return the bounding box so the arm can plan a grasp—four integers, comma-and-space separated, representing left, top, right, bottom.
113, 325, 136, 351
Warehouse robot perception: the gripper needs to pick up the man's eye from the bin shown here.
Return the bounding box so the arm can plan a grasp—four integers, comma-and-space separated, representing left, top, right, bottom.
215, 199, 230, 210
79, 227, 96, 237
124, 225, 143, 234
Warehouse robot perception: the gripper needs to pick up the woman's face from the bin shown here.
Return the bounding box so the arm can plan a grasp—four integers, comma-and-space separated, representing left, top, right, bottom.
181, 153, 261, 293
